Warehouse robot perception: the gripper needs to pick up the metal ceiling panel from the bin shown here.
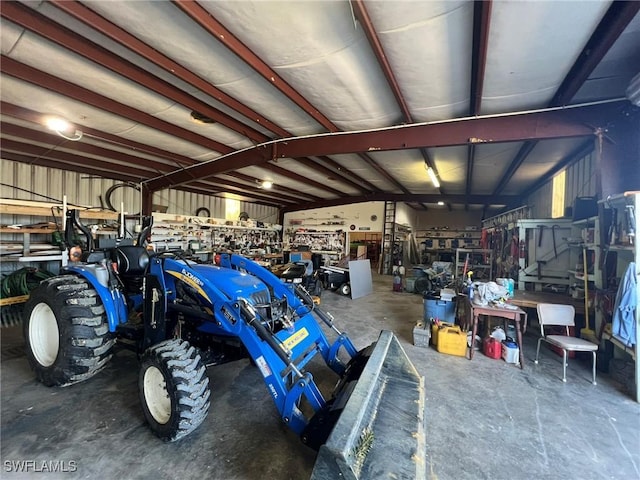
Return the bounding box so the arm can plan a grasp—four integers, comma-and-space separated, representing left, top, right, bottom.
574, 11, 640, 103
482, 1, 611, 114
365, 0, 473, 122
205, 1, 401, 130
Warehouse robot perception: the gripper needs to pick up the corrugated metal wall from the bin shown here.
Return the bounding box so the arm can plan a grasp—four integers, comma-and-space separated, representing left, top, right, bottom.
1, 159, 279, 223
526, 151, 596, 218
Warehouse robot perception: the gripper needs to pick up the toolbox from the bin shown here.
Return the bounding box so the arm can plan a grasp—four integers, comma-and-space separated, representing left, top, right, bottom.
412, 321, 430, 348
435, 325, 467, 357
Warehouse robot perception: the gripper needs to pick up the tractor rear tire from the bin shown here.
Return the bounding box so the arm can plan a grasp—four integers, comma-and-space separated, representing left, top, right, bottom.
139, 339, 210, 442
23, 274, 114, 387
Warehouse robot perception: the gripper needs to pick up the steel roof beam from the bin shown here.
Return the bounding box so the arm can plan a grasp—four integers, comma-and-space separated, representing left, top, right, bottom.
1, 2, 268, 144
1, 56, 233, 154
494, 1, 639, 196
145, 100, 620, 191
281, 193, 519, 212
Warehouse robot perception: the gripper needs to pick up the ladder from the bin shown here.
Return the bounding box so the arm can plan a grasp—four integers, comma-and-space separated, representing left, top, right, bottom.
381, 201, 396, 274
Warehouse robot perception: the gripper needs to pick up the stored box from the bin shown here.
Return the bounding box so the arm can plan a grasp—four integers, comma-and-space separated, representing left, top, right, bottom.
502, 341, 520, 364
424, 296, 455, 323
436, 326, 467, 357
413, 321, 430, 348
483, 337, 502, 359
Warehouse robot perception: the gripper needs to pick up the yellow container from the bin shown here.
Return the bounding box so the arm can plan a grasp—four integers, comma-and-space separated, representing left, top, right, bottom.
436, 326, 468, 357
430, 322, 456, 346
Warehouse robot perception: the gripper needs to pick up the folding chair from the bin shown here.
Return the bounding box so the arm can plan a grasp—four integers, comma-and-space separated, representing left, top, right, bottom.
535, 303, 598, 384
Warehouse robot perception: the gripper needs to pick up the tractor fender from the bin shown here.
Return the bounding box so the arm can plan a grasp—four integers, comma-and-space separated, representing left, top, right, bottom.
65, 265, 128, 332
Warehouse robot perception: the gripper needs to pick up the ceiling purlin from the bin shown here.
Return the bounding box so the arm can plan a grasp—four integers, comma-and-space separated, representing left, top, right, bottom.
1, 56, 232, 154
315, 156, 381, 193
261, 163, 346, 198
1, 139, 157, 178
293, 158, 369, 193
49, 0, 376, 199
2, 2, 267, 144
177, 0, 407, 197
1, 123, 166, 176
1, 151, 144, 184
173, 0, 337, 132
145, 101, 612, 191
351, 0, 437, 208
492, 1, 639, 197
224, 171, 322, 202
1, 102, 193, 172
50, 0, 290, 138
1, 104, 302, 205
466, 0, 492, 210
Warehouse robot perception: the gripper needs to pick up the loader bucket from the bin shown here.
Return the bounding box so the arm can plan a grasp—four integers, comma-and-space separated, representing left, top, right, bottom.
310, 330, 426, 480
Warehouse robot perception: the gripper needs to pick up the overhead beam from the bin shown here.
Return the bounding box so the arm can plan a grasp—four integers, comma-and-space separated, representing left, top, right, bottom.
50, 0, 290, 139
1, 2, 267, 143
146, 101, 622, 191
1, 56, 233, 155
494, 1, 639, 196
470, 0, 492, 116
173, 0, 337, 133
281, 193, 519, 213
551, 1, 640, 107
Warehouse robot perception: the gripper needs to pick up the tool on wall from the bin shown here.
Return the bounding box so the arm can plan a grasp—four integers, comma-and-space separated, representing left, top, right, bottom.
581, 246, 597, 343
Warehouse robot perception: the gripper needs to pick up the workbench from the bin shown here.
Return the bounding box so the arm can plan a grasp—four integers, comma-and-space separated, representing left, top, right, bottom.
510, 291, 585, 315
465, 297, 526, 369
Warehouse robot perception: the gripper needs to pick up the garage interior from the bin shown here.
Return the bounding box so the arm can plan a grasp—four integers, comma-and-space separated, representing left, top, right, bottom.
1, 1, 639, 479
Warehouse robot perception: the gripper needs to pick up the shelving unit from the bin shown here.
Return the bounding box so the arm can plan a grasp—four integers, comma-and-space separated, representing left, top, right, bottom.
455, 248, 493, 281
417, 226, 481, 264
284, 229, 345, 254
597, 192, 639, 402
1, 199, 119, 264
152, 213, 282, 259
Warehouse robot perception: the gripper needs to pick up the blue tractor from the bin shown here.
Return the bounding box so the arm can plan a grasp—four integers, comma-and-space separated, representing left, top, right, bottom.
23, 210, 426, 479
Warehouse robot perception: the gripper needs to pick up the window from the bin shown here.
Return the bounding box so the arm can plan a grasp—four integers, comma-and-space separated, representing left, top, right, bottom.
225, 198, 240, 221
551, 171, 566, 219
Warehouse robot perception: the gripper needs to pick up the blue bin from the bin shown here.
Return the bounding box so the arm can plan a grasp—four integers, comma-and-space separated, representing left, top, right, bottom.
424, 296, 455, 323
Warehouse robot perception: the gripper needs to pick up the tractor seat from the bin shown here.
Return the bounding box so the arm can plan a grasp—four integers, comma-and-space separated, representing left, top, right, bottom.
114, 246, 149, 276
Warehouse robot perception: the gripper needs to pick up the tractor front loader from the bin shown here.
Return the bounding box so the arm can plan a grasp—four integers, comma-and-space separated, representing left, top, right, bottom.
22, 211, 426, 479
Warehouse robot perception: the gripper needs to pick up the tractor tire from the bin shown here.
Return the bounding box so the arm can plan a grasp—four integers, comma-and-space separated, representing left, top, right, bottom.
23, 274, 114, 387
139, 339, 210, 442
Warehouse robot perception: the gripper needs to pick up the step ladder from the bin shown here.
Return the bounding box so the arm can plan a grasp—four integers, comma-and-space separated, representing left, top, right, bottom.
381, 201, 396, 275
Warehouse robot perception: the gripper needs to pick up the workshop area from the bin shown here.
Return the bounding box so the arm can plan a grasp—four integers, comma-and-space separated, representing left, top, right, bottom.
1, 2, 639, 479
2, 273, 640, 479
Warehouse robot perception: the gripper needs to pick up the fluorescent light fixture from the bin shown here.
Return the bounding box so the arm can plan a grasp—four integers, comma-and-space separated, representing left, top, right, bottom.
425, 165, 440, 188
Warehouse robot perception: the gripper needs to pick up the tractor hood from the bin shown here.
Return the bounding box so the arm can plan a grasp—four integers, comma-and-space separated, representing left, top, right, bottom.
188, 263, 269, 301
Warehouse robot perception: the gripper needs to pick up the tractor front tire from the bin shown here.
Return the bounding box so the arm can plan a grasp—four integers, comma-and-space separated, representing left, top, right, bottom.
23, 274, 114, 387
139, 339, 210, 442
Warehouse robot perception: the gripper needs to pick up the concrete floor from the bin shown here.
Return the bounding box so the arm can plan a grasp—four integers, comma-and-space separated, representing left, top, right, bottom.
1, 272, 639, 480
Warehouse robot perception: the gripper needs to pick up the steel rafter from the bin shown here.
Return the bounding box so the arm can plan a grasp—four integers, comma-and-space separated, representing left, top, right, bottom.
146, 100, 621, 192
493, 1, 639, 196
176, 0, 405, 196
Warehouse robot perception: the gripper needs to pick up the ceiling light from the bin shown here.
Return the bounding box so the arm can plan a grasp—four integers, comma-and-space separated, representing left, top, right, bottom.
260, 180, 273, 189
437, 201, 445, 206
44, 116, 83, 141
425, 164, 440, 188
190, 110, 216, 124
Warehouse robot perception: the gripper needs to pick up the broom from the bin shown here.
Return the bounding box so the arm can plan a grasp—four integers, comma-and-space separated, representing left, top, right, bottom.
581, 247, 597, 343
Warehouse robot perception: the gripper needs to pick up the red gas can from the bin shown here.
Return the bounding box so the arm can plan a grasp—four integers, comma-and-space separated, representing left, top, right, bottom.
483, 337, 502, 359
